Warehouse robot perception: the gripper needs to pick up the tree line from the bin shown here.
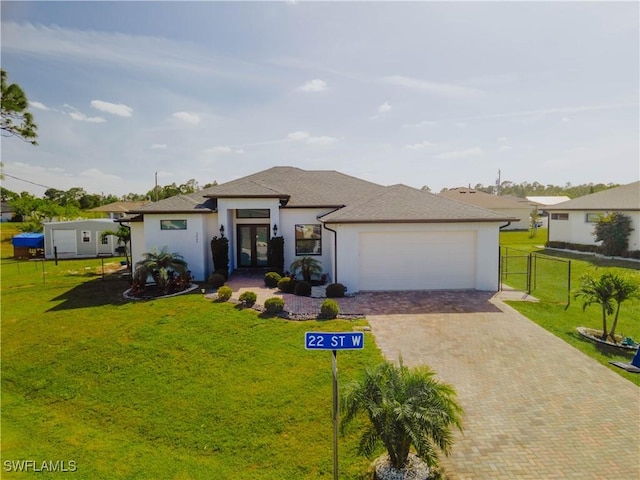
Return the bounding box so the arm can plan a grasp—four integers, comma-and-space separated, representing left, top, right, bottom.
438, 181, 620, 198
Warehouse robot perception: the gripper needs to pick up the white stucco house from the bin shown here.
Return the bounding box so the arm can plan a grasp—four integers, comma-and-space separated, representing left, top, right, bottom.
125, 167, 517, 292
43, 219, 121, 259
438, 187, 530, 230
544, 181, 640, 252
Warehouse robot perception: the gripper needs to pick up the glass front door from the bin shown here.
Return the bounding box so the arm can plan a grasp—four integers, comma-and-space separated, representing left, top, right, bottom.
237, 225, 269, 268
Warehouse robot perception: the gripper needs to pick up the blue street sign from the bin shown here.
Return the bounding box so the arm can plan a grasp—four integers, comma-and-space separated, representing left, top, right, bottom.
305, 332, 364, 350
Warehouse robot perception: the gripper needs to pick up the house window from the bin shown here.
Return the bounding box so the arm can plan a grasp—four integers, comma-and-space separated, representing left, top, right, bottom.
81, 230, 91, 243
295, 224, 322, 255
101, 235, 109, 245
161, 219, 187, 230
585, 213, 600, 223
236, 209, 270, 219
551, 213, 569, 221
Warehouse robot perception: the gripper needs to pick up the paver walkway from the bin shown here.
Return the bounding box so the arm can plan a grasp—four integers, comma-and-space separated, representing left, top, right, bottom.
224, 273, 639, 478
367, 297, 640, 480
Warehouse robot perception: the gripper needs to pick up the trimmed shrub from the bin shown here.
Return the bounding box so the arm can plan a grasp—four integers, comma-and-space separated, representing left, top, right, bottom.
264, 271, 282, 288
239, 291, 257, 307
216, 286, 233, 302
295, 280, 312, 297
325, 283, 346, 298
208, 272, 226, 289
210, 236, 229, 278
278, 276, 297, 294
264, 297, 285, 315
320, 299, 339, 319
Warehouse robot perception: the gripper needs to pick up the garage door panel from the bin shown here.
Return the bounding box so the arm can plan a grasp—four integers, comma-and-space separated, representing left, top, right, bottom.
359, 231, 476, 290
52, 230, 77, 255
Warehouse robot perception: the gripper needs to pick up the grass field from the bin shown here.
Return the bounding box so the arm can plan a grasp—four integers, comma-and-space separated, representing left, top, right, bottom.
1, 223, 383, 479
500, 229, 640, 386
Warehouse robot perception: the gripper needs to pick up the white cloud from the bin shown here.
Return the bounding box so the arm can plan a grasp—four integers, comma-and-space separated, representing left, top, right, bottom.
172, 111, 200, 125
287, 131, 337, 145
561, 117, 570, 123
29, 101, 49, 111
382, 75, 485, 98
69, 111, 106, 123
204, 145, 245, 154
497, 137, 508, 143
435, 147, 484, 160
297, 79, 327, 92
151, 144, 168, 149
455, 122, 467, 128
306, 136, 338, 145
405, 141, 434, 150
287, 131, 311, 141
378, 102, 392, 113
91, 100, 133, 117
498, 145, 513, 152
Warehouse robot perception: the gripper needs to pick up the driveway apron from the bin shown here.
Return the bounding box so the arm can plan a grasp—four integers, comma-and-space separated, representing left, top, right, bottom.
367, 296, 640, 480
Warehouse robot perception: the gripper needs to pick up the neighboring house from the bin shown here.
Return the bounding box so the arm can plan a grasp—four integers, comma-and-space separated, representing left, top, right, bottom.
43, 219, 120, 259
127, 167, 516, 292
438, 188, 530, 230
525, 196, 572, 228
1, 201, 14, 222
544, 181, 640, 252
88, 201, 150, 220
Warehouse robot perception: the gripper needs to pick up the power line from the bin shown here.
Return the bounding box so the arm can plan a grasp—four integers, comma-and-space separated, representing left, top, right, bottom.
1, 172, 53, 190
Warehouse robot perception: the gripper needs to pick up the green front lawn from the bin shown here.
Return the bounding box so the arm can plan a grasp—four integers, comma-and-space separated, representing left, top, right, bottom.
500, 229, 640, 386
1, 258, 383, 479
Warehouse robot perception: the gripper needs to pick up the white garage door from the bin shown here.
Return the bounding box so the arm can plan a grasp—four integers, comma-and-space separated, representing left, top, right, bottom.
359, 231, 477, 290
52, 230, 77, 255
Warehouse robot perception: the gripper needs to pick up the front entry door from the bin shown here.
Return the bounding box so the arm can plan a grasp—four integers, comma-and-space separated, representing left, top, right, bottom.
237, 225, 269, 268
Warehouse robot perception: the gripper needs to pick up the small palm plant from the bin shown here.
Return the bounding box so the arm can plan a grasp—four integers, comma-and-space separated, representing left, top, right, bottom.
290, 256, 322, 282
134, 247, 189, 294
608, 274, 639, 340
574, 273, 617, 341
341, 359, 463, 475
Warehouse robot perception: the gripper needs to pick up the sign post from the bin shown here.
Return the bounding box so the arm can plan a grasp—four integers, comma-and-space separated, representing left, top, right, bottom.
305, 332, 364, 480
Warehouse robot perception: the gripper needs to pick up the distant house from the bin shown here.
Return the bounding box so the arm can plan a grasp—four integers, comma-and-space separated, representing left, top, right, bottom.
88, 201, 150, 220
525, 196, 572, 228
126, 167, 517, 292
544, 181, 640, 253
438, 188, 530, 230
43, 219, 120, 259
1, 201, 14, 222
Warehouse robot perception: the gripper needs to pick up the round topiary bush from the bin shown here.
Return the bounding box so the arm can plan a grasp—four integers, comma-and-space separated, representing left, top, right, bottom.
320, 299, 339, 319
238, 291, 257, 307
264, 271, 282, 288
325, 283, 346, 298
264, 297, 285, 315
216, 286, 233, 302
208, 272, 225, 289
277, 276, 297, 294
295, 280, 312, 297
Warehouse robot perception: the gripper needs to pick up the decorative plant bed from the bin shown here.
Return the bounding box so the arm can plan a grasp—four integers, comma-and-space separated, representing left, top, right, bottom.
576, 327, 638, 352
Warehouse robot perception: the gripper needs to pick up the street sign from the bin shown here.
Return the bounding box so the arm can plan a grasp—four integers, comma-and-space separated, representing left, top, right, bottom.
305, 332, 364, 350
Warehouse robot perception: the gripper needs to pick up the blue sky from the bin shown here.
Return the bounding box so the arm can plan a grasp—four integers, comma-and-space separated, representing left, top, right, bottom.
1, 1, 638, 197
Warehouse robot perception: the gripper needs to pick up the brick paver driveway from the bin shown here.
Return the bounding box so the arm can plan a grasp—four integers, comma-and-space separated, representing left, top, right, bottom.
367, 295, 640, 480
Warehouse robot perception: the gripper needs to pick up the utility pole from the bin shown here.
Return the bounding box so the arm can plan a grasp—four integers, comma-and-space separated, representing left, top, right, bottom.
495, 169, 501, 195
154, 172, 158, 202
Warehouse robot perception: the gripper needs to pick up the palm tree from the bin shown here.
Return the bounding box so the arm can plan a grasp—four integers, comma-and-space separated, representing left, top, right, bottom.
101, 225, 131, 267
608, 274, 639, 340
574, 273, 616, 340
340, 359, 463, 473
134, 247, 189, 294
290, 256, 322, 282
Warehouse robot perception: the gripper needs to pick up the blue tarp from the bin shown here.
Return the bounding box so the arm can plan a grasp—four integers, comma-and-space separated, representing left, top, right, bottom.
12, 233, 45, 248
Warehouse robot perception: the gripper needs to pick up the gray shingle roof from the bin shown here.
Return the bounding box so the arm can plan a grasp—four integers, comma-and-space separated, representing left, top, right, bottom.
202, 166, 386, 207
321, 184, 516, 223
438, 188, 531, 209
130, 194, 216, 213
544, 181, 640, 211
128, 167, 517, 223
